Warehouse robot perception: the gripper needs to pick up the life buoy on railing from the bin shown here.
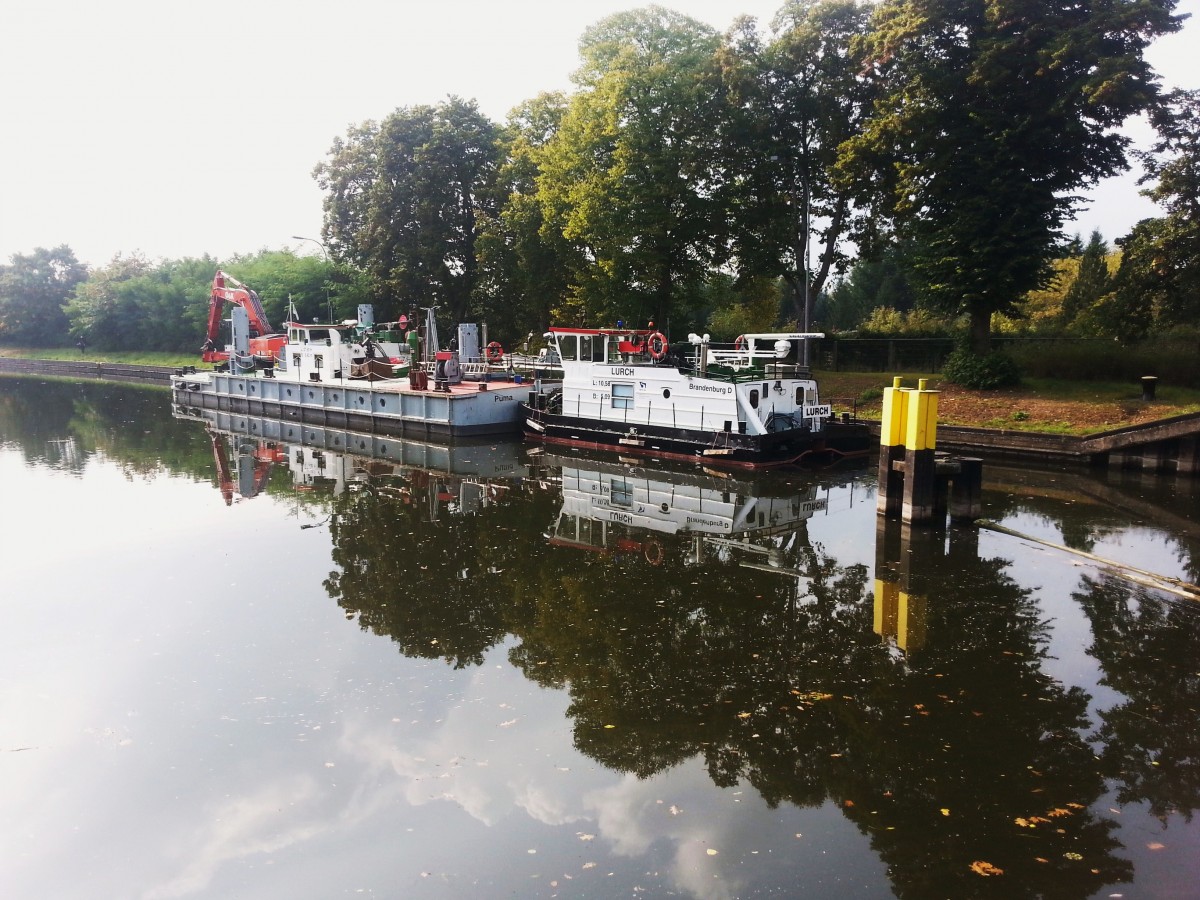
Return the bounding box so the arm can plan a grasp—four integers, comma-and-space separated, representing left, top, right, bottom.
644, 539, 664, 565
734, 335, 747, 351
486, 341, 504, 363
647, 332, 668, 360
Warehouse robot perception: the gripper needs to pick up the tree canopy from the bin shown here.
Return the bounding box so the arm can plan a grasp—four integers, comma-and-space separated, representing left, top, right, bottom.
839, 0, 1182, 352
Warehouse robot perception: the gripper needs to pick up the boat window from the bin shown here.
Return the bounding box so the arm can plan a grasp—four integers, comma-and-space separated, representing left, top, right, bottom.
292, 355, 301, 369
559, 335, 578, 361
749, 388, 759, 409
314, 355, 323, 369
580, 334, 605, 362
611, 382, 634, 410
610, 479, 633, 507
795, 386, 803, 405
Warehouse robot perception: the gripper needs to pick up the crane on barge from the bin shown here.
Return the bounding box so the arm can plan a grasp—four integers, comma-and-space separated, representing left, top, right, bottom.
200, 270, 286, 366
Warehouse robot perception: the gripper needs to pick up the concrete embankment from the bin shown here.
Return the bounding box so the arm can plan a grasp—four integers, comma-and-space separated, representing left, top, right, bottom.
0, 357, 176, 385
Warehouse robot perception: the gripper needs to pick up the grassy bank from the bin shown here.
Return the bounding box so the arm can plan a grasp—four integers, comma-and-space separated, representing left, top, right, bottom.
817, 370, 1200, 436
0, 346, 198, 367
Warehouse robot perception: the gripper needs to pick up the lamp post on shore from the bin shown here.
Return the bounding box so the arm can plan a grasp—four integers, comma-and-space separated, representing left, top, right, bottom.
292, 235, 332, 324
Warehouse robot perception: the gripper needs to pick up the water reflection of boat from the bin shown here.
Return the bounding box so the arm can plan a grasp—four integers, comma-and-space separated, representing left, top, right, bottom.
175, 406, 524, 503
538, 451, 832, 569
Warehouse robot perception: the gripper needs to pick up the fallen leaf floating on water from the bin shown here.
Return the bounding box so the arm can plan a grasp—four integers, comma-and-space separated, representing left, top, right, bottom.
578, 834, 595, 842
1147, 842, 1165, 850
706, 849, 719, 856
970, 861, 1004, 877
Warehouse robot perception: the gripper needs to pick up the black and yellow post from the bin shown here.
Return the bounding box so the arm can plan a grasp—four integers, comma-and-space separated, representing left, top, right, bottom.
901, 379, 939, 523
876, 377, 940, 524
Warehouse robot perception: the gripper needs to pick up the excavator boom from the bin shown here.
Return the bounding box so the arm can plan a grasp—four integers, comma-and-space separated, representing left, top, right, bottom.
202, 270, 286, 364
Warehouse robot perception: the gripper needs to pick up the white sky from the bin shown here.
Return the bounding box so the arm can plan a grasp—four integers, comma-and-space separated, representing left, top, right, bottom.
1, 0, 1197, 269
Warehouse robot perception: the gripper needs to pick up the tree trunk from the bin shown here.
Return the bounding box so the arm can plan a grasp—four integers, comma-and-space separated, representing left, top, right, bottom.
969, 307, 991, 355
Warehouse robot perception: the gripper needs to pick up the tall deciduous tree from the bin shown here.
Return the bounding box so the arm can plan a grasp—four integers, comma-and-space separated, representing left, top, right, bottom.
0, 246, 87, 345
314, 97, 503, 326
1107, 88, 1200, 337
720, 1, 876, 332
535, 6, 728, 327
841, 0, 1182, 353
475, 92, 578, 343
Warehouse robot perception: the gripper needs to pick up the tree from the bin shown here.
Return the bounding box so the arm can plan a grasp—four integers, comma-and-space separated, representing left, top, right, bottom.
314, 97, 503, 327
720, 1, 876, 332
1107, 88, 1200, 336
64, 253, 153, 350
1061, 230, 1112, 326
0, 245, 87, 346
534, 6, 728, 327
841, 0, 1182, 354
474, 92, 579, 343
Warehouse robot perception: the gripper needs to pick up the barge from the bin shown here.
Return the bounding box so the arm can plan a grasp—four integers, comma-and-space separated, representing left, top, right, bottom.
172, 306, 555, 439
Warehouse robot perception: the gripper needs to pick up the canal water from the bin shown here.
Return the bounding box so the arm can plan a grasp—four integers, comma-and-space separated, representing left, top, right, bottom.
2, 377, 1198, 899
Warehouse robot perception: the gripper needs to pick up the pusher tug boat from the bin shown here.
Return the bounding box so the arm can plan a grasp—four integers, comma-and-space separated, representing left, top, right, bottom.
521, 325, 870, 469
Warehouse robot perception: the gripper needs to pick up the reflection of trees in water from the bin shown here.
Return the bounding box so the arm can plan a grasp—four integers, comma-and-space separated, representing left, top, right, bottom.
324, 474, 1142, 895
324, 473, 557, 668
857, 530, 1128, 898
1077, 574, 1200, 823
0, 378, 214, 480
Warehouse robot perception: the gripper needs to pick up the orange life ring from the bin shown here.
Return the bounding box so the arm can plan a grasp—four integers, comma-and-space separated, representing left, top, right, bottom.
734, 335, 747, 351
644, 539, 664, 565
486, 341, 504, 363
647, 332, 668, 360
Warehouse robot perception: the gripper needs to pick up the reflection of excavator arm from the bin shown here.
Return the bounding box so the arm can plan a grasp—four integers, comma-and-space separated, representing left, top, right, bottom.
201, 270, 286, 364
208, 428, 234, 506
207, 429, 283, 504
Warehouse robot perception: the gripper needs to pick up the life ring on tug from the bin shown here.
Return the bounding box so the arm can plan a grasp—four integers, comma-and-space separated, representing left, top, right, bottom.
486, 341, 504, 363
644, 539, 664, 565
734, 335, 747, 351
647, 332, 668, 360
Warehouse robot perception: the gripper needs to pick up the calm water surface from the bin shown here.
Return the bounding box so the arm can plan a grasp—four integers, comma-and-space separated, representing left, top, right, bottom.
2, 378, 1198, 899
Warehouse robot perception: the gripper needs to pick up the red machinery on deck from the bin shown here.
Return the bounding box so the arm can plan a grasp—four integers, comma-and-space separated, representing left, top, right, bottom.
201, 270, 287, 365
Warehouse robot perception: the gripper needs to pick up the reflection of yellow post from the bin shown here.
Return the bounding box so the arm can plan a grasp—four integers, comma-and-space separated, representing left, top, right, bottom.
873, 518, 929, 654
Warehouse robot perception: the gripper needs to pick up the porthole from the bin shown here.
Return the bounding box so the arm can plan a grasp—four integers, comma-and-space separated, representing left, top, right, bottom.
662, 388, 671, 399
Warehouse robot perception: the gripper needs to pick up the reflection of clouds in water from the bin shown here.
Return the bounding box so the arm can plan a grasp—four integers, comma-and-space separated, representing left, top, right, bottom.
140, 659, 803, 900
585, 767, 738, 900
144, 776, 324, 900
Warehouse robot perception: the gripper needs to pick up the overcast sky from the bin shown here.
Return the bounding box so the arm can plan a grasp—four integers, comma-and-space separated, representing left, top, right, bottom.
2, 0, 1197, 269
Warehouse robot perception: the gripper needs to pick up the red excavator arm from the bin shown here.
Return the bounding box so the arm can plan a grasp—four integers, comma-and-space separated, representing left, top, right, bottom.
202, 270, 286, 364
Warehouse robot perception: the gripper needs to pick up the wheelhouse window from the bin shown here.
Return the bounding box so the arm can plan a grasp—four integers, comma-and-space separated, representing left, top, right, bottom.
611, 382, 634, 410
749, 388, 759, 409
580, 334, 605, 361
558, 335, 578, 361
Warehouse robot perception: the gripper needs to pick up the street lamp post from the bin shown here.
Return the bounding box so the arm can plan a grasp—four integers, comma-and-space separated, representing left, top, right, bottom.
292, 235, 332, 324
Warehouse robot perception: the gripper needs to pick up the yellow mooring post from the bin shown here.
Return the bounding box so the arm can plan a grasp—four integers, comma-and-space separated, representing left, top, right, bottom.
876, 376, 940, 524
875, 376, 907, 518
901, 378, 939, 524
